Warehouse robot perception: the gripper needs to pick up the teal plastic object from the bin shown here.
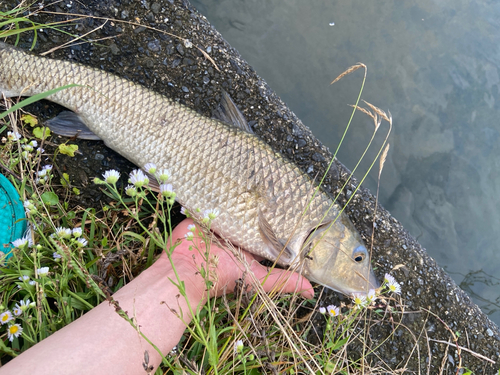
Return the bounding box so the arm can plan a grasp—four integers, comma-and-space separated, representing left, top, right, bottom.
0, 173, 26, 258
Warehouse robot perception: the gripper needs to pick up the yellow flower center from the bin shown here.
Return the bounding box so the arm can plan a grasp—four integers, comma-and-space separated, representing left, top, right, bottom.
1, 315, 8, 322
9, 325, 18, 334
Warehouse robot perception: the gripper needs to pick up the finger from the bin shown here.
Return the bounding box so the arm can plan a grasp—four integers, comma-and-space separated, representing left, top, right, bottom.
250, 261, 314, 299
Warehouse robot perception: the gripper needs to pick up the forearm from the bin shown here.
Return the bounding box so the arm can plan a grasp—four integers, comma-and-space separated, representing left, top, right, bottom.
1, 256, 205, 375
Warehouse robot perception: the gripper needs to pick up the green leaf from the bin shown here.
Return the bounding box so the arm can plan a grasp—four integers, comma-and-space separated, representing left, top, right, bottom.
59, 143, 78, 157
72, 187, 80, 195
325, 362, 336, 373
41, 191, 59, 206
33, 126, 51, 140
20, 114, 38, 127
328, 337, 349, 351
60, 173, 70, 187
0, 84, 81, 121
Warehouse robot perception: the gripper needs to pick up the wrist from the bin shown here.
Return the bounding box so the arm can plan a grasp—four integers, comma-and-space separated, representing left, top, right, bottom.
154, 251, 208, 304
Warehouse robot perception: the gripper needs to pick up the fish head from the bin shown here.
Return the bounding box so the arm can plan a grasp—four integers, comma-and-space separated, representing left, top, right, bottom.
300, 214, 379, 295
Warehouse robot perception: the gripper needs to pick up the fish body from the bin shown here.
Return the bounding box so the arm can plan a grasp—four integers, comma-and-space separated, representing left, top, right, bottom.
0, 42, 378, 294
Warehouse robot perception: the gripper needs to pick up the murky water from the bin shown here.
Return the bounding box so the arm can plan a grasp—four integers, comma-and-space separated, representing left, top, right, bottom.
191, 0, 500, 324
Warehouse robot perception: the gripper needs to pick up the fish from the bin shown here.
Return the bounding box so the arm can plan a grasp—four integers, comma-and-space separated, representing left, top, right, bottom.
0, 42, 378, 295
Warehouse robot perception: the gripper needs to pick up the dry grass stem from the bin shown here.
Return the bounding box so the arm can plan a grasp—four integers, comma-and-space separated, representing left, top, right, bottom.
330, 63, 366, 85
378, 143, 390, 179
363, 100, 391, 122
428, 339, 496, 364
349, 104, 375, 119
40, 18, 108, 55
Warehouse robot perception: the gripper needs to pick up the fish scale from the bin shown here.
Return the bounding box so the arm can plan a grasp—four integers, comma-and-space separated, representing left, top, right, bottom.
0, 42, 379, 294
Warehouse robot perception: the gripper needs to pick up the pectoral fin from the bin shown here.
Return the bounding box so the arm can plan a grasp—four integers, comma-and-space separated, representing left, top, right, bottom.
258, 208, 294, 264
46, 111, 101, 140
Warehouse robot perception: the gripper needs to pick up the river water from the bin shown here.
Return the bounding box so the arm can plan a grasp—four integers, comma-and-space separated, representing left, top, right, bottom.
191, 0, 500, 325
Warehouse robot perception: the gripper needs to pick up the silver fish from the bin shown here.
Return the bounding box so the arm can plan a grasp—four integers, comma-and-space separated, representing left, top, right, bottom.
0, 42, 378, 295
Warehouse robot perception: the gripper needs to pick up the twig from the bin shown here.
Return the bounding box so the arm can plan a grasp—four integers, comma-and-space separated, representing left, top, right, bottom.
428, 339, 496, 364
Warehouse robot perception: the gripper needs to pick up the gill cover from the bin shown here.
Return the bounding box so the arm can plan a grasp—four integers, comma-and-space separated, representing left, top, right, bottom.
301, 214, 379, 295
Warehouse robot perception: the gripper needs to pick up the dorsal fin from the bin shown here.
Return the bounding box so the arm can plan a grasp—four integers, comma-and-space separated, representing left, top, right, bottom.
213, 91, 254, 134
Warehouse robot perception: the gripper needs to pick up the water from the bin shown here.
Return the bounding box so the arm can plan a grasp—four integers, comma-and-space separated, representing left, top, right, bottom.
191, 0, 500, 325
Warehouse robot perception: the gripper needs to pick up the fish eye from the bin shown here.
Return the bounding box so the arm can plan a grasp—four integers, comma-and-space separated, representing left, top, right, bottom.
354, 254, 364, 262
352, 246, 367, 263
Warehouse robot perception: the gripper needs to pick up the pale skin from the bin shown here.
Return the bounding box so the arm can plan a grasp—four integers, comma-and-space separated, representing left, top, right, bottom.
1, 219, 313, 374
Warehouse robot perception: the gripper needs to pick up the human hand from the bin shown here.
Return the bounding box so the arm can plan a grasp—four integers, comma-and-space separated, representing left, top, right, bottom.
161, 219, 314, 299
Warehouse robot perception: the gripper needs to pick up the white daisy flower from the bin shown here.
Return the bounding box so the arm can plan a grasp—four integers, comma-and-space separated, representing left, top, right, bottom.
234, 339, 244, 353
16, 300, 30, 312
187, 224, 196, 232
72, 228, 83, 237
0, 311, 13, 325
129, 169, 149, 188
155, 168, 170, 183
76, 238, 88, 247
203, 208, 220, 222
318, 307, 326, 314
37, 267, 49, 277
7, 131, 21, 141
7, 323, 23, 342
387, 280, 401, 294
184, 232, 194, 241
160, 184, 175, 198
144, 163, 157, 174
367, 289, 377, 303
102, 169, 120, 184
384, 273, 396, 285
326, 304, 340, 317
53, 252, 62, 260
18, 275, 30, 282
12, 234, 33, 248
55, 227, 72, 239
13, 307, 22, 316
125, 184, 137, 197
352, 293, 367, 307
384, 273, 402, 294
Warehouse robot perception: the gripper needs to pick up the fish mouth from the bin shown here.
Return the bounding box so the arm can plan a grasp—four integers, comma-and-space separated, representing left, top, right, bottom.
303, 262, 380, 296
316, 276, 379, 296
